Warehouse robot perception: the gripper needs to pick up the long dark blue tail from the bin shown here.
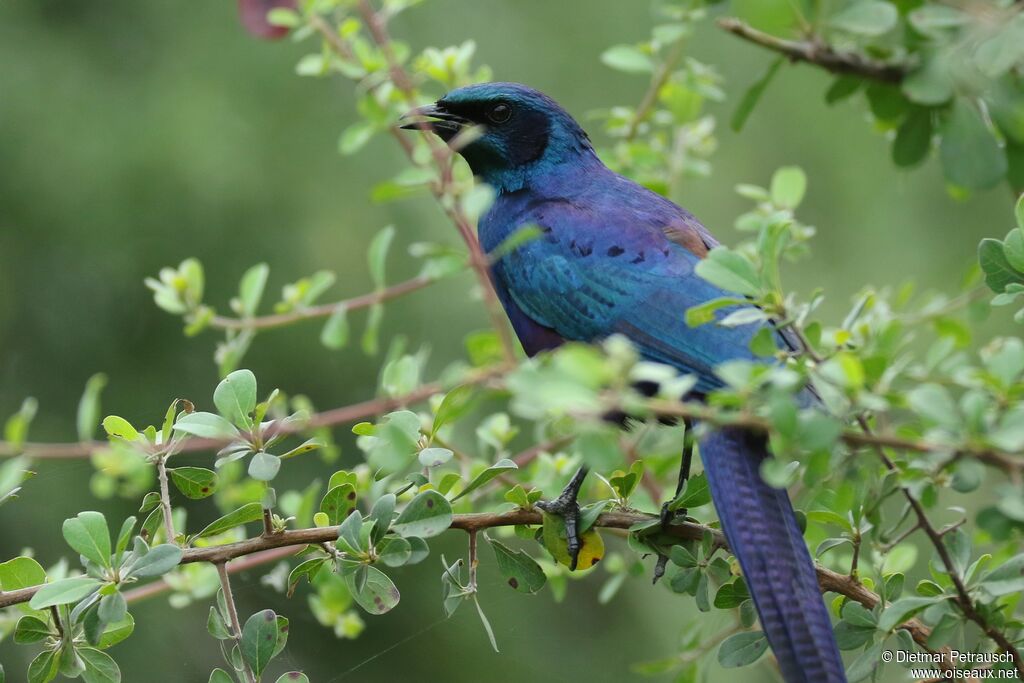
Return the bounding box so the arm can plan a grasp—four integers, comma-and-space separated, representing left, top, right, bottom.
700, 426, 846, 683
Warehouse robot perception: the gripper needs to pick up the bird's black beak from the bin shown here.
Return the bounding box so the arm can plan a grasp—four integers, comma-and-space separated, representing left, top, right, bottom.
398, 103, 469, 139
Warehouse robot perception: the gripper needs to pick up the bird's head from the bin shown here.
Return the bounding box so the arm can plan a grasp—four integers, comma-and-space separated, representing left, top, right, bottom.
400, 82, 596, 191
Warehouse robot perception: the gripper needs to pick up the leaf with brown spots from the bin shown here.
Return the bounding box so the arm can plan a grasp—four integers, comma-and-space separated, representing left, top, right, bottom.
486, 537, 546, 594
320, 484, 357, 526
391, 490, 452, 539
241, 609, 279, 677
346, 566, 400, 615
168, 467, 218, 500
274, 674, 310, 683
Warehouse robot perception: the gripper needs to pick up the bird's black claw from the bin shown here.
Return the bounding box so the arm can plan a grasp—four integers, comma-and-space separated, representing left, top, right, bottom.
660, 501, 687, 531
536, 466, 587, 571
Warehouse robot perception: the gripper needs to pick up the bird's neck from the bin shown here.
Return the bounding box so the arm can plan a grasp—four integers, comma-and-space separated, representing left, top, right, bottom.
475, 132, 603, 194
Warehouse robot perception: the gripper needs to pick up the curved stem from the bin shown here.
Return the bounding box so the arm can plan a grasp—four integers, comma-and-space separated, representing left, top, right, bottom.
209, 275, 436, 332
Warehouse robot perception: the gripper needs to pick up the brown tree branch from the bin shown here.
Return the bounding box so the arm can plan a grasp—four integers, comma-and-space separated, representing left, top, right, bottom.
0, 364, 509, 459
0, 508, 948, 663
717, 17, 908, 84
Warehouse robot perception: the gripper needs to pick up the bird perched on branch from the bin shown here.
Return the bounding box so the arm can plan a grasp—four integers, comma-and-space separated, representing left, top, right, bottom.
401, 82, 846, 683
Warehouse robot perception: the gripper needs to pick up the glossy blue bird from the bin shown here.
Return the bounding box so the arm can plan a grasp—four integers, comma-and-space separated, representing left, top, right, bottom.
402, 82, 846, 683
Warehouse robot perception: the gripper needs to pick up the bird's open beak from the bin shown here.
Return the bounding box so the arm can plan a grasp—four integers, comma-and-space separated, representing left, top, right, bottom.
398, 103, 469, 138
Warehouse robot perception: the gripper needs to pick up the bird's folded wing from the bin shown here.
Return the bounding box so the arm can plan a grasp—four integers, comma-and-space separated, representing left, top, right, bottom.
493, 207, 764, 394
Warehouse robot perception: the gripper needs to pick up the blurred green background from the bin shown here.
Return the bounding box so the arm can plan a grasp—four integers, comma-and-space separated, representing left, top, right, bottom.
0, 1, 1015, 681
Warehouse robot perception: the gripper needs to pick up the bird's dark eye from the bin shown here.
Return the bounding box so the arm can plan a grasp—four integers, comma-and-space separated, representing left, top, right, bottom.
486, 103, 512, 124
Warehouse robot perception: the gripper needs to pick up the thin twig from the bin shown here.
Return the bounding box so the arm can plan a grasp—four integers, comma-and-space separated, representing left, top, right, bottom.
345, 0, 518, 365
467, 530, 478, 592
208, 275, 436, 331
216, 562, 256, 683
0, 364, 510, 459
155, 456, 176, 543
789, 323, 1020, 675
717, 17, 908, 83
626, 38, 687, 141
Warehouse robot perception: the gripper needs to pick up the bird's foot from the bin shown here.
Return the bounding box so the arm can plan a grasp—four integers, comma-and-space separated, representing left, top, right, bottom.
535, 466, 587, 571
659, 501, 691, 530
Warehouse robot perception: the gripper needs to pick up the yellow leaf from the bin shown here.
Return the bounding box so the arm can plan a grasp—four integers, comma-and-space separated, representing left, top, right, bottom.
540, 512, 605, 570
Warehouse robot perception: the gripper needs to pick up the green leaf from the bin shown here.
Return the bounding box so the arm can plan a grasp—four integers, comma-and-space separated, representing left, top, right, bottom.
1004, 228, 1024, 274
473, 595, 500, 653
902, 57, 953, 106
98, 590, 127, 624
287, 558, 328, 596
27, 649, 59, 683
769, 166, 807, 209
101, 416, 138, 442
451, 459, 518, 501
892, 108, 933, 168
685, 296, 748, 327
320, 305, 350, 349
127, 543, 182, 578
668, 472, 711, 510
979, 238, 1024, 293
825, 75, 863, 104
418, 447, 454, 468
829, 1, 898, 36
367, 225, 395, 289
1016, 194, 1024, 230
0, 555, 46, 590
940, 100, 1007, 190
96, 614, 134, 649
974, 16, 1024, 78
714, 578, 750, 608
339, 121, 376, 155
63, 511, 112, 568
487, 537, 546, 593
694, 248, 761, 297
909, 5, 968, 33
207, 606, 231, 640
392, 490, 453, 538
276, 674, 310, 683
601, 45, 654, 73
320, 484, 357, 525
30, 576, 102, 609
717, 631, 769, 667
877, 596, 939, 632
431, 385, 477, 435
907, 383, 959, 428
731, 56, 784, 132
242, 609, 279, 677
76, 373, 108, 441
214, 369, 257, 429
14, 615, 52, 644
238, 263, 269, 317
169, 467, 219, 499
346, 565, 400, 614
195, 502, 264, 539
174, 412, 239, 440
248, 451, 281, 481
378, 536, 413, 567
208, 670, 233, 683
280, 438, 324, 460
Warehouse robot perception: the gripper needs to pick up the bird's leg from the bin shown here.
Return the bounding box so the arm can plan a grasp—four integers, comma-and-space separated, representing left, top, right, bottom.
660, 418, 695, 527
536, 465, 588, 570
